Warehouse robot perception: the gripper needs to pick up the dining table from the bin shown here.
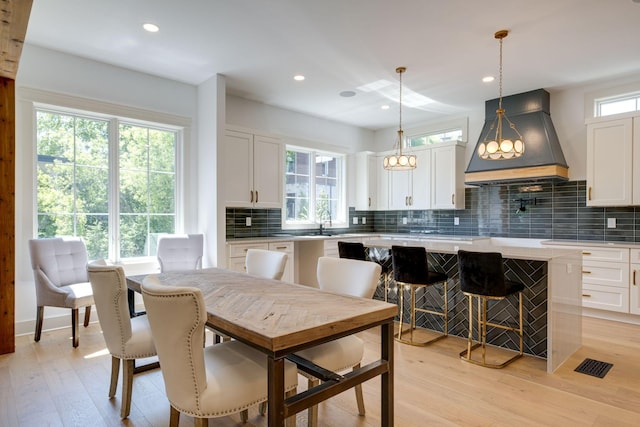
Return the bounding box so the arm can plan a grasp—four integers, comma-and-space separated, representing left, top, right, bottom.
126, 267, 397, 427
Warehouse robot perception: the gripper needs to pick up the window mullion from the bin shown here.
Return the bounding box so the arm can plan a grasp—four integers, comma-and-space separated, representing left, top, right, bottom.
108, 119, 119, 262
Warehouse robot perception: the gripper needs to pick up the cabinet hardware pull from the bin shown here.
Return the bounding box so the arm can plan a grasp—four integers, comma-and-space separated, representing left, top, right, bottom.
256, 191, 259, 203
405, 196, 408, 206
582, 294, 591, 297
250, 190, 254, 203
410, 196, 413, 206
275, 246, 287, 250
451, 194, 455, 205
582, 251, 591, 255
243, 249, 248, 252
634, 270, 637, 286
582, 271, 591, 274
368, 197, 371, 207
588, 186, 592, 200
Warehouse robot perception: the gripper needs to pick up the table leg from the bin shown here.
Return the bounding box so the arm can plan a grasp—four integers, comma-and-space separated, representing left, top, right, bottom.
127, 288, 146, 318
381, 320, 394, 426
268, 356, 285, 427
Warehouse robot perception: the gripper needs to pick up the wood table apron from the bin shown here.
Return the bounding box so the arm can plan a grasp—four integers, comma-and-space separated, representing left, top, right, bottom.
127, 268, 397, 427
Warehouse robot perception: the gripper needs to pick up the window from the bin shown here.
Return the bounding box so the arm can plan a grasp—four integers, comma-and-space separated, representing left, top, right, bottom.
284, 147, 346, 228
407, 128, 463, 147
596, 92, 640, 117
36, 108, 179, 260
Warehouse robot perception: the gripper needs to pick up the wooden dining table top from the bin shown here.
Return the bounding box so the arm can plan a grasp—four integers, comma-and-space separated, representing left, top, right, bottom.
127, 268, 398, 357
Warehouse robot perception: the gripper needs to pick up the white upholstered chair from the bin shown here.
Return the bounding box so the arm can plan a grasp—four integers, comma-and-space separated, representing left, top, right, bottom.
245, 248, 288, 280
28, 237, 94, 348
141, 276, 298, 427
156, 234, 204, 272
87, 263, 158, 419
295, 256, 382, 427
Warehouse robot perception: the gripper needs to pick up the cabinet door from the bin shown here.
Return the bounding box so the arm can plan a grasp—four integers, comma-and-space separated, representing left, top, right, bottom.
409, 149, 431, 210
633, 117, 640, 204
268, 241, 294, 283
355, 152, 378, 210
586, 118, 633, 206
377, 157, 389, 210
631, 263, 640, 315
388, 169, 411, 210
224, 131, 253, 207
431, 145, 467, 209
253, 135, 283, 208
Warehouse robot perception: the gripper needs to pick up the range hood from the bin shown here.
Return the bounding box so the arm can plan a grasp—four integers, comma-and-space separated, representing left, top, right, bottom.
465, 89, 568, 185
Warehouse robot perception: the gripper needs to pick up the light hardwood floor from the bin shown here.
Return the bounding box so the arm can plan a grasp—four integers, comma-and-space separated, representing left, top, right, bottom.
1, 316, 638, 426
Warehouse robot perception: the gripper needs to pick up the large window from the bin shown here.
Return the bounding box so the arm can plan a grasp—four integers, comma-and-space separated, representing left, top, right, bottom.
36, 109, 179, 260
284, 147, 345, 228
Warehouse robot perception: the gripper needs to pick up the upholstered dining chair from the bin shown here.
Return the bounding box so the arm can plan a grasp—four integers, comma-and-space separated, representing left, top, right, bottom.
338, 241, 393, 301
87, 263, 158, 418
28, 237, 94, 348
294, 256, 382, 427
156, 234, 204, 272
245, 248, 288, 280
141, 276, 298, 427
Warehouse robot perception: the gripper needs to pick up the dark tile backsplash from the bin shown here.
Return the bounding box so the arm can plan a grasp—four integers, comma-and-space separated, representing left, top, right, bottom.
226, 180, 640, 242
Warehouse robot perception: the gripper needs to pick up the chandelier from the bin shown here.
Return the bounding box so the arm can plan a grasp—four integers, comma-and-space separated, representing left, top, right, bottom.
383, 67, 417, 170
477, 30, 524, 160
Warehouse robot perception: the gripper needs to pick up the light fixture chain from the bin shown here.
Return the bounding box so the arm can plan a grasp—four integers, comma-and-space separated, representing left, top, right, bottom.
498, 35, 503, 110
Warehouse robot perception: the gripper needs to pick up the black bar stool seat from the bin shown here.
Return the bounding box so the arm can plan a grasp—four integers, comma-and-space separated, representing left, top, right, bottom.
391, 245, 449, 346
457, 249, 524, 368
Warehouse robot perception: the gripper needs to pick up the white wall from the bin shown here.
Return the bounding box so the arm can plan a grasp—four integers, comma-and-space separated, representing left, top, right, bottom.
14, 44, 199, 335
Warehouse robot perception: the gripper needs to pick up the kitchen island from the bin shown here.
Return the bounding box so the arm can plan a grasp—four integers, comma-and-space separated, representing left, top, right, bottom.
364, 237, 583, 373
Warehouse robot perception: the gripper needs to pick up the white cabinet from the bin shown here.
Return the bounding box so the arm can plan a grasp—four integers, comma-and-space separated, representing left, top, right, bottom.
431, 144, 466, 209
581, 247, 629, 313
387, 148, 431, 210
629, 249, 640, 315
224, 130, 283, 208
355, 152, 379, 210
226, 240, 294, 283
585, 115, 640, 206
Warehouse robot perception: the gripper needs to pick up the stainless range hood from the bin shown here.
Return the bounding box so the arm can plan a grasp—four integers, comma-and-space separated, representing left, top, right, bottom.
465, 89, 569, 185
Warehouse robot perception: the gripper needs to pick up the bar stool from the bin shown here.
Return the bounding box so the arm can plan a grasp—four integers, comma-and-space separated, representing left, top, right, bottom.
457, 249, 524, 368
338, 241, 393, 302
391, 245, 448, 346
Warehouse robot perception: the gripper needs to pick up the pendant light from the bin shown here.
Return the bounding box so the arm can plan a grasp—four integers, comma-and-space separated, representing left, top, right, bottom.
477, 30, 525, 160
383, 67, 417, 171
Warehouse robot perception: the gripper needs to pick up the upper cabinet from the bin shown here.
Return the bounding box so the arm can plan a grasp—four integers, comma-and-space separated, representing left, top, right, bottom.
224, 129, 283, 208
354, 152, 379, 210
369, 141, 466, 211
586, 115, 639, 206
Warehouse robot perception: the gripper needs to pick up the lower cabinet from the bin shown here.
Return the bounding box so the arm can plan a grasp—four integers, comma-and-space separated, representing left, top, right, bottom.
226, 240, 294, 283
581, 247, 629, 313
629, 249, 640, 315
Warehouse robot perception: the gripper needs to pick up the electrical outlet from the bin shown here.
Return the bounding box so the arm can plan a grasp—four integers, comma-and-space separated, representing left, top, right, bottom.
402, 217, 408, 225
352, 216, 358, 225
454, 217, 460, 226
362, 217, 366, 225
607, 218, 616, 228
245, 217, 252, 227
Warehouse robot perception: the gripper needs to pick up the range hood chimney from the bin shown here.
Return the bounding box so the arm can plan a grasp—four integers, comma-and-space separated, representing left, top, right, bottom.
465, 89, 568, 185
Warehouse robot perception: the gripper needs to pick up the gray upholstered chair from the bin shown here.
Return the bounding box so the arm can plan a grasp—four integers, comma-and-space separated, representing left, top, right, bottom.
87, 263, 158, 418
294, 256, 382, 427
141, 276, 298, 427
156, 234, 204, 272
28, 237, 94, 348
245, 248, 288, 280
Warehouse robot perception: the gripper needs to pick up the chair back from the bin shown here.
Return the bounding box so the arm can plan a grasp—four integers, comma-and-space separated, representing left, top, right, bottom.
157, 234, 203, 272
457, 250, 507, 296
391, 245, 431, 284
338, 241, 367, 261
316, 256, 381, 298
141, 276, 207, 410
245, 249, 288, 280
87, 263, 133, 355
29, 237, 89, 287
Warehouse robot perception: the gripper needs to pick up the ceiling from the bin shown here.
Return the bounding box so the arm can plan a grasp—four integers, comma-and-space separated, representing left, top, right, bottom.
24, 0, 640, 131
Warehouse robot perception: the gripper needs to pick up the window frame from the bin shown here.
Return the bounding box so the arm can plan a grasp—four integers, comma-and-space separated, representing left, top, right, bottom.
27, 89, 189, 263
282, 145, 347, 231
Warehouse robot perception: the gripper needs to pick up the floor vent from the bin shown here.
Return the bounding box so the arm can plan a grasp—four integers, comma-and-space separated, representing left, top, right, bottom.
574, 358, 613, 378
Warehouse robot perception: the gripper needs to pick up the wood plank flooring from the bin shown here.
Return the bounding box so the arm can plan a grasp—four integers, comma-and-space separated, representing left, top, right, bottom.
1, 316, 638, 426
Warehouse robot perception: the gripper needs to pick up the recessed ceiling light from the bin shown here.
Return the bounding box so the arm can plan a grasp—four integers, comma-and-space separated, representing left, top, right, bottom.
482, 76, 495, 83
143, 23, 159, 32
293, 75, 305, 81
339, 90, 356, 98
381, 105, 390, 110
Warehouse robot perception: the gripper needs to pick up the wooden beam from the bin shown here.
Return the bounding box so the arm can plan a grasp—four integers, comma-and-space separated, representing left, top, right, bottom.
0, 0, 33, 80
0, 0, 32, 354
